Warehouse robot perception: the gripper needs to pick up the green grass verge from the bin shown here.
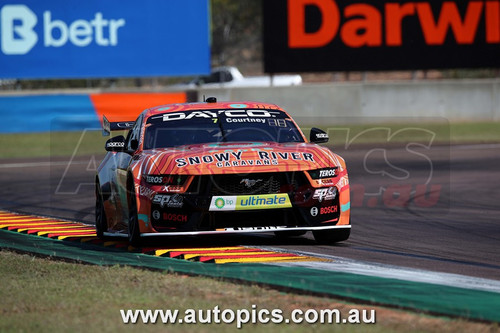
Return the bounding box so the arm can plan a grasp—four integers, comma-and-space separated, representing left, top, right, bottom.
302, 121, 500, 146
0, 250, 496, 333
0, 122, 499, 159
0, 130, 109, 159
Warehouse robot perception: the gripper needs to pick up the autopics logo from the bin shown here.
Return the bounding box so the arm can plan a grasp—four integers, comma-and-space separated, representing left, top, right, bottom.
1, 4, 125, 55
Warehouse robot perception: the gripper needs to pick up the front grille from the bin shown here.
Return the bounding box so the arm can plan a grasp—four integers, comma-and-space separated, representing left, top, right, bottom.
195, 172, 307, 196
211, 174, 279, 195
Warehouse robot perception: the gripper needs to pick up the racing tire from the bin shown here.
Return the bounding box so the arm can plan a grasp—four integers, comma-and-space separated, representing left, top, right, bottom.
95, 185, 107, 239
127, 186, 141, 246
313, 228, 350, 245
274, 230, 307, 238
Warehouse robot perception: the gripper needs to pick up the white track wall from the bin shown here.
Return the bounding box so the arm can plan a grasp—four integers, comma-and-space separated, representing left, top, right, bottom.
198, 79, 500, 123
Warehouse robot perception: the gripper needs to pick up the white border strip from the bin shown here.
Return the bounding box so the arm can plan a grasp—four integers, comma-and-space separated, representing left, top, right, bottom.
264, 248, 500, 294
0, 161, 88, 169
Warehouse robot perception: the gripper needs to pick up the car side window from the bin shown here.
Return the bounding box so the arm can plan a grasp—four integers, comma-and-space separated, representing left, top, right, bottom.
203, 70, 232, 84
220, 70, 232, 83
126, 114, 143, 152
203, 72, 220, 84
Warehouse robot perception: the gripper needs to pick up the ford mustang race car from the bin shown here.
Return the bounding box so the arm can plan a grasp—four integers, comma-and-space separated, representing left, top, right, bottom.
95, 98, 350, 244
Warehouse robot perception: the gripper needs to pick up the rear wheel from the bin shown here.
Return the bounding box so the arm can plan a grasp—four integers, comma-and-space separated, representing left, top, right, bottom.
313, 228, 350, 244
95, 185, 107, 239
127, 185, 141, 246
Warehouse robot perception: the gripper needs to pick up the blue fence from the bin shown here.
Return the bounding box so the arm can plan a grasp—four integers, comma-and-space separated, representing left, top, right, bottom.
0, 0, 210, 78
0, 95, 98, 133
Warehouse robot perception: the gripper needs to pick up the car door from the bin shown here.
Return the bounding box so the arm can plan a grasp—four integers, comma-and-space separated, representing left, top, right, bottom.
114, 114, 143, 227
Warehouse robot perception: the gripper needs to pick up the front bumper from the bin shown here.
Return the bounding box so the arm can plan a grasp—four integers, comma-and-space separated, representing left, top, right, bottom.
138, 171, 350, 234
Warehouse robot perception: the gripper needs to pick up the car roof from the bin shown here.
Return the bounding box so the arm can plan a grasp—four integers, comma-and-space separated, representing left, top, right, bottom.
142, 101, 288, 120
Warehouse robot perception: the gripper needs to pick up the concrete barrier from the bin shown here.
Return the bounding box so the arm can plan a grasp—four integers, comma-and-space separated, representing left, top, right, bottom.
0, 79, 498, 133
199, 79, 500, 123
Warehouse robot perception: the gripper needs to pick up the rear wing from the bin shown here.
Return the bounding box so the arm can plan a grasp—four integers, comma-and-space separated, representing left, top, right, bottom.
101, 115, 135, 136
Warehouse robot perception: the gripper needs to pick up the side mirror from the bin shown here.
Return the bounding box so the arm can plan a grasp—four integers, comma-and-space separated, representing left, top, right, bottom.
105, 135, 126, 152
129, 139, 139, 151
310, 127, 329, 144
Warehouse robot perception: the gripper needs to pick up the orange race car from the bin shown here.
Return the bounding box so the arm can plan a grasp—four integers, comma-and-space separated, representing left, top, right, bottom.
95, 98, 350, 244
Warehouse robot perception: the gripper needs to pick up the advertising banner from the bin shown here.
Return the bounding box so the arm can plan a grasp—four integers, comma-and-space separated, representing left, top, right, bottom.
0, 0, 210, 78
263, 0, 500, 72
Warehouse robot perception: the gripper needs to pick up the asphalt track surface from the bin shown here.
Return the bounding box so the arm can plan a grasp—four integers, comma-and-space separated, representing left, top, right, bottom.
1, 142, 499, 281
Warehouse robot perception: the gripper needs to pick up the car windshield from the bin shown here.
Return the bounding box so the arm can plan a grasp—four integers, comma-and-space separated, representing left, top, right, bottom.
143, 109, 305, 149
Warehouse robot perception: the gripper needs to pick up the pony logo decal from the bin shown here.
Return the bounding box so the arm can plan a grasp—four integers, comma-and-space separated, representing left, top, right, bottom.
240, 178, 263, 188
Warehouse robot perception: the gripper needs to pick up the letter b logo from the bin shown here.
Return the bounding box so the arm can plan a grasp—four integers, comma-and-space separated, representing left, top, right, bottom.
1, 5, 38, 55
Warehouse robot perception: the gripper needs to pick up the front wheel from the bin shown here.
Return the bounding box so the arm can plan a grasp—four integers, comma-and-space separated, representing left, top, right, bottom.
128, 187, 141, 246
313, 228, 350, 245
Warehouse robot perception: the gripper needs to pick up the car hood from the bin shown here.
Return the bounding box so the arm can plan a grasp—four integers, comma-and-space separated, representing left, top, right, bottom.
137, 142, 344, 175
